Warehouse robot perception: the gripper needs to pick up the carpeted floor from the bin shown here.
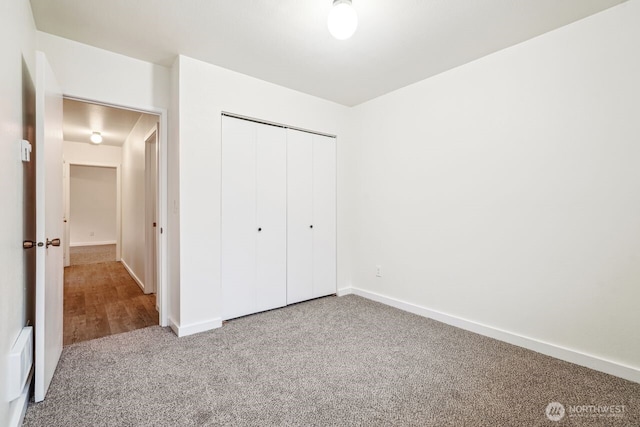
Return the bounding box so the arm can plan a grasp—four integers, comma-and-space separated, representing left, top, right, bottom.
23, 295, 639, 426
69, 244, 116, 265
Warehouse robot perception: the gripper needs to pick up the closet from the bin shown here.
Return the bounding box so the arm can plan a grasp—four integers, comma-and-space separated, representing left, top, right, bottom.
221, 115, 336, 321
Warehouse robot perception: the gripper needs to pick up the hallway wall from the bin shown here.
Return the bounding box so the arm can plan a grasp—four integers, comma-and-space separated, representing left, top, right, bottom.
121, 114, 158, 291
69, 165, 117, 246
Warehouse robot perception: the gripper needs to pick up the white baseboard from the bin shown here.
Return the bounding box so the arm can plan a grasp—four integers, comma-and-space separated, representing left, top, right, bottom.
69, 240, 116, 247
340, 287, 640, 384
120, 259, 145, 292
337, 287, 354, 296
169, 316, 222, 337
168, 316, 180, 336
8, 368, 32, 427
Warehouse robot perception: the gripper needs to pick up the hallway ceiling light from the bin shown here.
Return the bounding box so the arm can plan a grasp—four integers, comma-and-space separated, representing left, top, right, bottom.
90, 131, 103, 144
328, 0, 358, 40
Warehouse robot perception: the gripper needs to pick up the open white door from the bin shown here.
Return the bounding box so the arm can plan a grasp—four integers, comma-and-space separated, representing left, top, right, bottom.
34, 51, 64, 402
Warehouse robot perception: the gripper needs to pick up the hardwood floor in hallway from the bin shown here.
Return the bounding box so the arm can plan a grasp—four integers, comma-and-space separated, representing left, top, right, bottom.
64, 261, 158, 346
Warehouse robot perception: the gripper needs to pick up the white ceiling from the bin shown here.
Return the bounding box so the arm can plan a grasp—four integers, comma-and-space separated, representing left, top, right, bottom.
63, 98, 145, 146
31, 0, 625, 106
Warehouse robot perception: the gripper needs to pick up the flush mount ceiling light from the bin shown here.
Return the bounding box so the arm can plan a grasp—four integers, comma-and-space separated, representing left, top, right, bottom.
90, 131, 103, 144
328, 0, 358, 40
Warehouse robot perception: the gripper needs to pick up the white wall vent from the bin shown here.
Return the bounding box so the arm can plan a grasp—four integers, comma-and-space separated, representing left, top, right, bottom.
7, 326, 33, 401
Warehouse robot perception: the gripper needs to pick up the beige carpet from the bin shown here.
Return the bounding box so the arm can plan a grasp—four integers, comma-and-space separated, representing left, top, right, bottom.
23, 295, 639, 426
69, 244, 116, 265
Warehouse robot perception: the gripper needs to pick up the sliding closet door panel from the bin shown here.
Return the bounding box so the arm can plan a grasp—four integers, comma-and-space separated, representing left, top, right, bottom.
287, 129, 314, 304
221, 116, 257, 320
312, 135, 337, 297
255, 125, 287, 313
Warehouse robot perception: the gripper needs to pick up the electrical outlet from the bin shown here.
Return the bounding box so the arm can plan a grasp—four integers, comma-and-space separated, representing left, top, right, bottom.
376, 265, 382, 277
89, 232, 95, 236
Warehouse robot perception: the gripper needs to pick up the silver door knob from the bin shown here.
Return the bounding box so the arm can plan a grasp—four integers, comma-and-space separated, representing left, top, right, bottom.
46, 238, 61, 248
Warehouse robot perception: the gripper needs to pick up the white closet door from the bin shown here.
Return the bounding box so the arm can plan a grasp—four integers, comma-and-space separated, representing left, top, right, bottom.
312, 135, 337, 297
221, 117, 257, 320
287, 129, 314, 304
255, 125, 287, 313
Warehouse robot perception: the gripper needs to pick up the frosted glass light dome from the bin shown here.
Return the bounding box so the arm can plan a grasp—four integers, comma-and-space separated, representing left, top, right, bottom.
328, 0, 358, 40
90, 132, 102, 144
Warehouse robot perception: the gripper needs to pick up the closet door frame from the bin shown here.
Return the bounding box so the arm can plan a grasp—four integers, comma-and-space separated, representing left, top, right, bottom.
222, 112, 337, 316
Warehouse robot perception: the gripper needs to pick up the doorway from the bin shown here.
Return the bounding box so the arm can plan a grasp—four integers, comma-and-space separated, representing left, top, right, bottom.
67, 164, 118, 265
61, 98, 165, 345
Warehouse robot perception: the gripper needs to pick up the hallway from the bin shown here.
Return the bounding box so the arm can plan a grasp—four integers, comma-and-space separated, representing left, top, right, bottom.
63, 262, 158, 345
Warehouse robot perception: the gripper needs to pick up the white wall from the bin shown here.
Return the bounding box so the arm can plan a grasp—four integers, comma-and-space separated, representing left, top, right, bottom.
0, 1, 36, 424
173, 55, 353, 333
69, 165, 117, 246
63, 140, 122, 165
349, 0, 640, 374
36, 32, 170, 111
121, 114, 158, 289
